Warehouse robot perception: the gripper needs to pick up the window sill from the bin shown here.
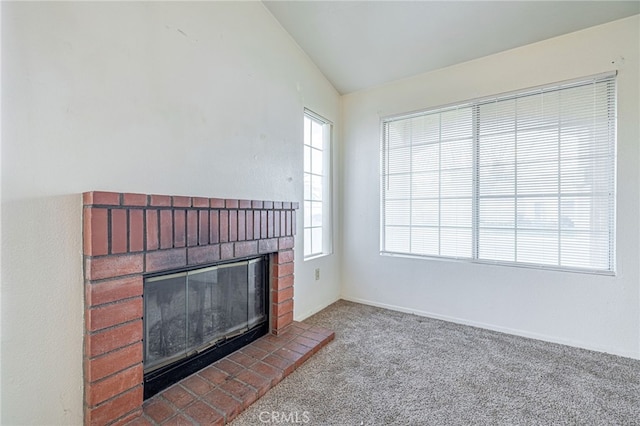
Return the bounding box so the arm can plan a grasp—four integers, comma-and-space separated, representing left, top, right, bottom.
304, 252, 332, 262
380, 251, 616, 277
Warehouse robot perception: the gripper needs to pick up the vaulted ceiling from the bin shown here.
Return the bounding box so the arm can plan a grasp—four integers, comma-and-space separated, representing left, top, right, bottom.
264, 1, 640, 94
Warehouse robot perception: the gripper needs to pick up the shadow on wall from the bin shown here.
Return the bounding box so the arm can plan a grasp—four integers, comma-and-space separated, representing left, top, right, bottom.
1, 194, 84, 424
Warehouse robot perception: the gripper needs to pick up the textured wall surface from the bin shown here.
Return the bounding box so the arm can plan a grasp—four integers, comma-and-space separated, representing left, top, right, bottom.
1, 2, 341, 423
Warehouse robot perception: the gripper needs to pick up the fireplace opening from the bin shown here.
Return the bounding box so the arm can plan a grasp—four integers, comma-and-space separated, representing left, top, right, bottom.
143, 255, 269, 399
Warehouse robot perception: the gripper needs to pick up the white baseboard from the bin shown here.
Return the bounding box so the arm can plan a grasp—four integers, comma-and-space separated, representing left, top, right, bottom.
294, 295, 342, 323
341, 295, 639, 360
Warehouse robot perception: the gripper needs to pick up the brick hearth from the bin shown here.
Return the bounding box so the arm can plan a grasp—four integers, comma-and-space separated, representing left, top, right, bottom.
82, 191, 334, 425
127, 322, 333, 425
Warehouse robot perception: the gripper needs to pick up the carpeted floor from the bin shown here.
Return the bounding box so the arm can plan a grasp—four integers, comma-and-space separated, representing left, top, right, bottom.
230, 300, 640, 425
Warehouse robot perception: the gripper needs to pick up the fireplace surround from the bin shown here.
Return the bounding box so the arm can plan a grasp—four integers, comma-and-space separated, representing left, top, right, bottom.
83, 191, 299, 425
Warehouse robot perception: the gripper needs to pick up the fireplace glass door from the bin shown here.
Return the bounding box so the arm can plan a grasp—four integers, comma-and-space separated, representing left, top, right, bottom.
144, 257, 267, 373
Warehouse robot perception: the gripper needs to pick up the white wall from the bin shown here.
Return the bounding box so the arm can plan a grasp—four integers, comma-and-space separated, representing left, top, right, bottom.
1, 2, 341, 424
342, 16, 640, 359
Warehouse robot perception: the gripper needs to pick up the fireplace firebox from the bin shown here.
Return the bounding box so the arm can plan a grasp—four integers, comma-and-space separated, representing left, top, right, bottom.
143, 256, 269, 398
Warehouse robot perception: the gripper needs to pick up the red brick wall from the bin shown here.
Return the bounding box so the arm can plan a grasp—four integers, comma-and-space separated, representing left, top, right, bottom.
83, 191, 298, 425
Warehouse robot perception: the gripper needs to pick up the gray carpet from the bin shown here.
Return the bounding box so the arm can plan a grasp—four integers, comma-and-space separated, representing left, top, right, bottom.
231, 300, 640, 425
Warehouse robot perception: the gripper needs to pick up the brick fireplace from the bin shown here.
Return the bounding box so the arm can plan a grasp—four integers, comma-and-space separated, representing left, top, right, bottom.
82, 191, 321, 425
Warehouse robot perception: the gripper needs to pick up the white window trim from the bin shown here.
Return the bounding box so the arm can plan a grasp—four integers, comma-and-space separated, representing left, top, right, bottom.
303, 108, 333, 260
380, 72, 617, 275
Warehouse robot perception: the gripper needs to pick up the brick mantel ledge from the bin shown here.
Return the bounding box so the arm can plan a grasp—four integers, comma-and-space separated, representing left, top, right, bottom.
83, 191, 301, 425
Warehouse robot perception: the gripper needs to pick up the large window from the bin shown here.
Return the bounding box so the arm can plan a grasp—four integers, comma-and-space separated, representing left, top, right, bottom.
304, 109, 332, 259
381, 73, 616, 274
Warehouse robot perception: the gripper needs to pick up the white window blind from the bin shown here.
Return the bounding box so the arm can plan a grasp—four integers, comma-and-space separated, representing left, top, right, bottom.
381, 73, 616, 274
382, 106, 474, 258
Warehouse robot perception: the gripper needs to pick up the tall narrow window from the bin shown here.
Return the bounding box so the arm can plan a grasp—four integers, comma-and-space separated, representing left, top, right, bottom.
303, 109, 332, 258
381, 73, 616, 274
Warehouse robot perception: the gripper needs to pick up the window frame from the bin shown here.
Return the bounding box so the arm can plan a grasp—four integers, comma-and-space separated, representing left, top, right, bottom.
380, 72, 617, 275
303, 108, 333, 260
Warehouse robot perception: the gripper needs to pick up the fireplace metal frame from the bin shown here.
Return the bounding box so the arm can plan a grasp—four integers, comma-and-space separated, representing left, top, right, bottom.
142, 254, 270, 399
